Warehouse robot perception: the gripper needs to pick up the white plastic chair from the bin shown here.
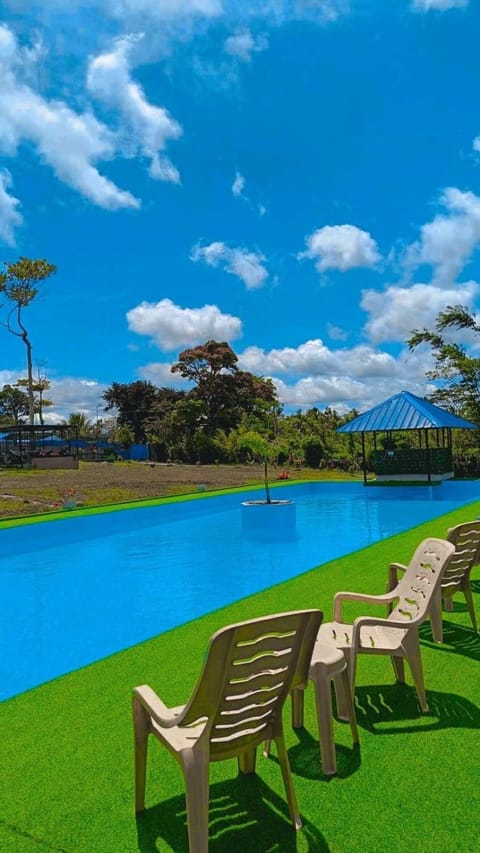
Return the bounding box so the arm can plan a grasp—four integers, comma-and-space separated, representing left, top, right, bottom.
316, 538, 455, 713
389, 521, 480, 643
133, 608, 323, 852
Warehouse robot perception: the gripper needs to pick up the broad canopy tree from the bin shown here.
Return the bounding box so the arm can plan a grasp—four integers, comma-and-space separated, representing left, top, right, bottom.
102, 341, 279, 455
171, 340, 277, 435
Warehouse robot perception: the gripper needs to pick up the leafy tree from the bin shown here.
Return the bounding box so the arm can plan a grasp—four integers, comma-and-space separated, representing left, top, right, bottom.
0, 384, 29, 425
103, 380, 160, 443
114, 425, 134, 449
171, 340, 239, 434
408, 304, 480, 422
0, 258, 57, 424
172, 340, 278, 435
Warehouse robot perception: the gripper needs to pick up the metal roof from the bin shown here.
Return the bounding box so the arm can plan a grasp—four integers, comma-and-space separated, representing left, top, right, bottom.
337, 391, 479, 433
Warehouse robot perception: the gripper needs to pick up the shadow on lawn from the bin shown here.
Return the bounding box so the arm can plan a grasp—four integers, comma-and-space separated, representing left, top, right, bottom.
136, 774, 330, 852
419, 620, 480, 661
353, 683, 480, 736
268, 728, 361, 782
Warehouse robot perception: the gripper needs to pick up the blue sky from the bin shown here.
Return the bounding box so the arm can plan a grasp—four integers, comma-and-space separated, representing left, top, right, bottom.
1, 0, 480, 421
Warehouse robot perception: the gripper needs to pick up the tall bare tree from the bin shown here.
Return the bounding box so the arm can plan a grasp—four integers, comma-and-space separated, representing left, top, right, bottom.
0, 258, 57, 424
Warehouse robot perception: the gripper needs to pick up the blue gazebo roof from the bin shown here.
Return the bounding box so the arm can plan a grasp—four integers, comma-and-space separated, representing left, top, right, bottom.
337, 391, 479, 433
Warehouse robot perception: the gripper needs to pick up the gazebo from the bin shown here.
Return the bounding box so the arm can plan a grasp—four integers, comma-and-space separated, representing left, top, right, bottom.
337, 391, 479, 485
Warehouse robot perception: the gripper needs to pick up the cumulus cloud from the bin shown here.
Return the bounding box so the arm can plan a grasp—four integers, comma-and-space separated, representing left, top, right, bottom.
271, 372, 437, 411
238, 338, 403, 381
0, 169, 22, 245
0, 24, 139, 210
224, 29, 268, 62
191, 241, 269, 289
138, 361, 190, 386
361, 280, 479, 344
412, 0, 468, 10
403, 188, 480, 286
299, 224, 381, 272
87, 35, 182, 183
126, 297, 242, 350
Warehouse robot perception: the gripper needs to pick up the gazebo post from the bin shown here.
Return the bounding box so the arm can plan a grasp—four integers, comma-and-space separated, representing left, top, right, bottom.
361, 432, 367, 485
425, 430, 431, 483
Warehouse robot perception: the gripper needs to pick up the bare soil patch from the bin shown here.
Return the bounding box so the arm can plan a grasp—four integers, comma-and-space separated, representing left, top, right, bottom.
0, 461, 269, 518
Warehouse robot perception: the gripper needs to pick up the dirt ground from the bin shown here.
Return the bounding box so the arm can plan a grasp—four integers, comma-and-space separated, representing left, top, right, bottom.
0, 461, 278, 518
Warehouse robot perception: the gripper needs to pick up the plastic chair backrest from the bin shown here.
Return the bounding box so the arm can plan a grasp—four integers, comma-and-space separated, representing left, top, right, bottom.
444, 521, 480, 588
389, 538, 454, 626
179, 609, 323, 758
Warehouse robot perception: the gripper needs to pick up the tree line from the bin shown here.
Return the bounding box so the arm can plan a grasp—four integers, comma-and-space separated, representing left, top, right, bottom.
2, 256, 480, 466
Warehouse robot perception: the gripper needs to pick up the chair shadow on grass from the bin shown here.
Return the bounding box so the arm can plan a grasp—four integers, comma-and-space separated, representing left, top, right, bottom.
136, 773, 330, 853
352, 683, 480, 736
419, 620, 480, 661
267, 727, 361, 783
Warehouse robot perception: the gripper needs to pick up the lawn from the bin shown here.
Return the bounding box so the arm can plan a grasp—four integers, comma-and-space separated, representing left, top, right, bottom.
1, 500, 479, 852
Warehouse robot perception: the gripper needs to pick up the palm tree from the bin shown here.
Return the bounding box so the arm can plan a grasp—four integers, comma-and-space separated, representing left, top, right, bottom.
63, 412, 92, 438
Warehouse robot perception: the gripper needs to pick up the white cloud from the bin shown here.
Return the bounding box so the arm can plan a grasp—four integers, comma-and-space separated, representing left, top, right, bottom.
239, 338, 403, 380
126, 297, 242, 350
87, 35, 182, 184
224, 29, 268, 62
138, 361, 190, 386
361, 280, 479, 344
0, 169, 22, 245
272, 373, 438, 411
299, 224, 381, 272
473, 136, 480, 153
231, 172, 266, 216
403, 188, 480, 286
327, 323, 348, 341
232, 171, 245, 197
0, 24, 139, 210
191, 241, 269, 289
412, 0, 468, 10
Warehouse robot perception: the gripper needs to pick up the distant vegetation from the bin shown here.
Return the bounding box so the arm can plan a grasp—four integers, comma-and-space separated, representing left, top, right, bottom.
1, 259, 480, 471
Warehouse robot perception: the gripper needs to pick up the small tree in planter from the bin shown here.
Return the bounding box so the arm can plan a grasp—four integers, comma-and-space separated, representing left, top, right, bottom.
239, 430, 285, 504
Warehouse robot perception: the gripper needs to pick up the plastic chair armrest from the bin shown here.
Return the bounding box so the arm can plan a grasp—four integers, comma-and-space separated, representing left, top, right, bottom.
387, 562, 408, 591
333, 590, 398, 621
133, 684, 186, 728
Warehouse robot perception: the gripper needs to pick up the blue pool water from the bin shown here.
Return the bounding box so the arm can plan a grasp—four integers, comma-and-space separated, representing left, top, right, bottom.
1, 480, 479, 700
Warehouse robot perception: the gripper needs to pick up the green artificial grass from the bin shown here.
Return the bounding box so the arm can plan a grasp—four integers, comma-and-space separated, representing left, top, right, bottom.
1, 502, 480, 852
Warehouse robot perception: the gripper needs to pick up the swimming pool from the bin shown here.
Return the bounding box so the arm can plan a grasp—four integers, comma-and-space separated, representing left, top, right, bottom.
1, 480, 479, 700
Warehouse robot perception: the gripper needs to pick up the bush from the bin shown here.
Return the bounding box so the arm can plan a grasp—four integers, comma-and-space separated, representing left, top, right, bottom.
302, 438, 324, 468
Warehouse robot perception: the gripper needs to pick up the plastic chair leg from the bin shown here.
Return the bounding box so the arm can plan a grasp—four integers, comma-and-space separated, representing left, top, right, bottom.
463, 581, 478, 632
238, 747, 257, 774
274, 734, 302, 830
430, 589, 444, 643
390, 655, 405, 683
183, 750, 210, 853
311, 663, 336, 775
132, 697, 149, 814
291, 687, 305, 729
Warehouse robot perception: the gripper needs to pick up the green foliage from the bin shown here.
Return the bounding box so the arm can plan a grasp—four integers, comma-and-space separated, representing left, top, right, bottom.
238, 430, 286, 503
114, 425, 134, 448
0, 384, 29, 425
408, 304, 480, 423
63, 411, 93, 437
302, 436, 324, 468
103, 380, 160, 443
